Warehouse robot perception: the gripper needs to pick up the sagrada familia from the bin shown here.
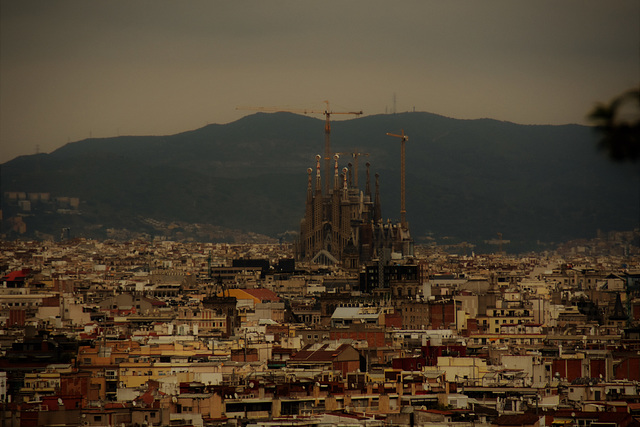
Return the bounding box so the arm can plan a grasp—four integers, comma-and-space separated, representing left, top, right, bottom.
296, 153, 414, 268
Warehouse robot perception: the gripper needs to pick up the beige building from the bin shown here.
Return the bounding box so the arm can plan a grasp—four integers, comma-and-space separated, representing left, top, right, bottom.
424, 356, 488, 387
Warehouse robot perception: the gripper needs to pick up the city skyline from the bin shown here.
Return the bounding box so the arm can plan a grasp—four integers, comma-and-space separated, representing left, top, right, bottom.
1, 0, 638, 163
1, 234, 639, 425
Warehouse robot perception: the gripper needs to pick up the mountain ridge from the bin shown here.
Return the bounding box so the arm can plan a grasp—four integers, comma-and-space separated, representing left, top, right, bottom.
2, 111, 637, 252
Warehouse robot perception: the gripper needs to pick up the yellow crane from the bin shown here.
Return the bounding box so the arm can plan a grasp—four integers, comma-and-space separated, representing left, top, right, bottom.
237, 101, 363, 194
336, 150, 369, 188
386, 129, 409, 229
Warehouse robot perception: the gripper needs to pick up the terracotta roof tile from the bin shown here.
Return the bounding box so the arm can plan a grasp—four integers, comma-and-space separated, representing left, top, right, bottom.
242, 288, 281, 302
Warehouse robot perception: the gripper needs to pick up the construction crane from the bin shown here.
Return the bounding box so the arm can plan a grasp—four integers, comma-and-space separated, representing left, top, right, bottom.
336, 150, 369, 188
237, 101, 363, 194
386, 129, 409, 229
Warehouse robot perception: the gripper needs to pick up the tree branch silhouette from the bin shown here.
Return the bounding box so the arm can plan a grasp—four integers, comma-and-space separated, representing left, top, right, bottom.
588, 87, 640, 162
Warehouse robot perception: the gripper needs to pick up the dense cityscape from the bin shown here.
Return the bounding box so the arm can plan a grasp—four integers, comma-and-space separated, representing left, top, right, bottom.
1, 224, 639, 426
2, 1, 638, 426
2, 101, 640, 426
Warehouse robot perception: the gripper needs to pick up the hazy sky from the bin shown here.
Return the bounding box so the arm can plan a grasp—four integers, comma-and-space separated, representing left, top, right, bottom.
1, 1, 638, 162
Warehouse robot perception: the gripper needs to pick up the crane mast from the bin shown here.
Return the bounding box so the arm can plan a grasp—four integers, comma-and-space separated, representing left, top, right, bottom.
386, 129, 409, 230
237, 101, 363, 194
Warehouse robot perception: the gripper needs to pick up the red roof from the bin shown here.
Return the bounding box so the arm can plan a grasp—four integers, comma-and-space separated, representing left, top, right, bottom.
143, 297, 167, 307
242, 288, 281, 302
134, 386, 166, 406
2, 269, 29, 282
104, 402, 128, 409
136, 390, 155, 406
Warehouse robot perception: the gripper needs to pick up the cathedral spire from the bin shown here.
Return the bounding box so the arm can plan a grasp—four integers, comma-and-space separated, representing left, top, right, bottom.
315, 154, 322, 194
333, 154, 340, 191
342, 167, 349, 193
307, 167, 313, 203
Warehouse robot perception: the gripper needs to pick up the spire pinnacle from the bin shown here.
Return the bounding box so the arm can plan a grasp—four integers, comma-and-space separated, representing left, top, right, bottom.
334, 154, 340, 190
342, 167, 348, 192
315, 154, 322, 193
307, 167, 313, 202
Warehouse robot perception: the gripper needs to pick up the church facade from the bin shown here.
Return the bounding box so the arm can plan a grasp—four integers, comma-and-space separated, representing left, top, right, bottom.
296, 154, 413, 268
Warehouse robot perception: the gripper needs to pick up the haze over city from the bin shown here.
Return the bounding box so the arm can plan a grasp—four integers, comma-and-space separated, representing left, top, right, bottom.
1, 0, 638, 163
2, 3, 640, 423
